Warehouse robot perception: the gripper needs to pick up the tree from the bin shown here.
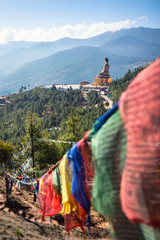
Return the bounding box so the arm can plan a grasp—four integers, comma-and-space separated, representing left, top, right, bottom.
52, 108, 82, 159
19, 86, 24, 93
23, 112, 42, 169
0, 140, 14, 168
109, 66, 146, 104
105, 101, 110, 107
87, 91, 101, 106
62, 108, 82, 142
34, 139, 61, 169
22, 112, 60, 170
56, 108, 82, 157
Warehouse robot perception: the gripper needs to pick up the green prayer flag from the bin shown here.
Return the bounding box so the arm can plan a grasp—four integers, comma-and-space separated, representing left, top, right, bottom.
91, 110, 160, 240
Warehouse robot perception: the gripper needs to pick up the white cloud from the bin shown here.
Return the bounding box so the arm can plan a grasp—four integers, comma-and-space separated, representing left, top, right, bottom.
138, 15, 149, 22
0, 28, 17, 44
0, 19, 136, 44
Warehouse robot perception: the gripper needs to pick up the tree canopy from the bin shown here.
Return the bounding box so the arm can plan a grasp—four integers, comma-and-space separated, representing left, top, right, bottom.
0, 140, 14, 168
0, 87, 106, 147
0, 65, 146, 169
109, 66, 146, 103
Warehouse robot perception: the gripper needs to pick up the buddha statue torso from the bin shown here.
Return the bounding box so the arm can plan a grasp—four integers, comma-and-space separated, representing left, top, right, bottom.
97, 58, 110, 78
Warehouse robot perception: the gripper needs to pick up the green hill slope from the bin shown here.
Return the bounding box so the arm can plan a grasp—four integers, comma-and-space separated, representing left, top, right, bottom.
0, 66, 144, 146
0, 86, 106, 145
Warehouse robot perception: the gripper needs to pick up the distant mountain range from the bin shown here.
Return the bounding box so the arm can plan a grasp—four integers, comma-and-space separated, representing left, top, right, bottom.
0, 27, 160, 96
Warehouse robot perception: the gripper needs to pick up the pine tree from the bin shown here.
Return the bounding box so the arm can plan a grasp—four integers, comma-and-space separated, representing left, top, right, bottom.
0, 140, 14, 168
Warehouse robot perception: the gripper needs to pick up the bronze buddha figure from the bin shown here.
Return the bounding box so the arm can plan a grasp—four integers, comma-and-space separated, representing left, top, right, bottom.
97, 57, 110, 78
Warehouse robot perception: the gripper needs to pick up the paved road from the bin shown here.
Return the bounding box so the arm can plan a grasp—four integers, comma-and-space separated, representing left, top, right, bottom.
101, 94, 113, 109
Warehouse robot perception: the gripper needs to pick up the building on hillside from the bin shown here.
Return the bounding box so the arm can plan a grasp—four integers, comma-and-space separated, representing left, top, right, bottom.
92, 57, 112, 87
80, 80, 90, 86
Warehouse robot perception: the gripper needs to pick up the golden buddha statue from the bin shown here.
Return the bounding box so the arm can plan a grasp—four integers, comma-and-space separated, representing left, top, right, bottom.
91, 57, 112, 87
97, 57, 110, 78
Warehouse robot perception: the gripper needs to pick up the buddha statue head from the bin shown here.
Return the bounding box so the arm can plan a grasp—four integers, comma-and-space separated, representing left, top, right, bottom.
104, 57, 109, 64
102, 57, 109, 73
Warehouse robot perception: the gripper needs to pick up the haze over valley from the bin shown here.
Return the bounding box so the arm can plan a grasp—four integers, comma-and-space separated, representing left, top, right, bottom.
0, 27, 160, 96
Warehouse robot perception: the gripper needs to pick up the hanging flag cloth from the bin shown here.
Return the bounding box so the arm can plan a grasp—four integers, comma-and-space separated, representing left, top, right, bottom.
59, 154, 86, 234
89, 101, 119, 138
119, 57, 160, 228
91, 109, 160, 240
67, 141, 92, 234
59, 154, 77, 214
91, 110, 126, 217
78, 131, 94, 183
52, 164, 61, 195
78, 131, 94, 198
39, 165, 61, 222
67, 142, 91, 214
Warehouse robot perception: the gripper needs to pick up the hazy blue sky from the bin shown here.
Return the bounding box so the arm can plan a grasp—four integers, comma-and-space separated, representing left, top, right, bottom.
0, 0, 159, 43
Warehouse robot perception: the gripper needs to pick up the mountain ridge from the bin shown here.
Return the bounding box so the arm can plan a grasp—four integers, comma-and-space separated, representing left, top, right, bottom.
0, 45, 149, 96
0, 27, 159, 96
0, 27, 160, 76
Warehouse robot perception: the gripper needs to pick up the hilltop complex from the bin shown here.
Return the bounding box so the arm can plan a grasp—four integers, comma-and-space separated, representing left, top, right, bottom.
92, 57, 112, 87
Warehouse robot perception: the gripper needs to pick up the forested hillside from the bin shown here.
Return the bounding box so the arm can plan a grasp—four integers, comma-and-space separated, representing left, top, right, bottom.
0, 65, 147, 171
108, 65, 146, 103
0, 86, 105, 147
0, 65, 147, 147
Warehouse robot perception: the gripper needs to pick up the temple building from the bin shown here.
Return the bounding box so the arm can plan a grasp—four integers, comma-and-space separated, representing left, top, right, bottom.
92, 57, 112, 87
